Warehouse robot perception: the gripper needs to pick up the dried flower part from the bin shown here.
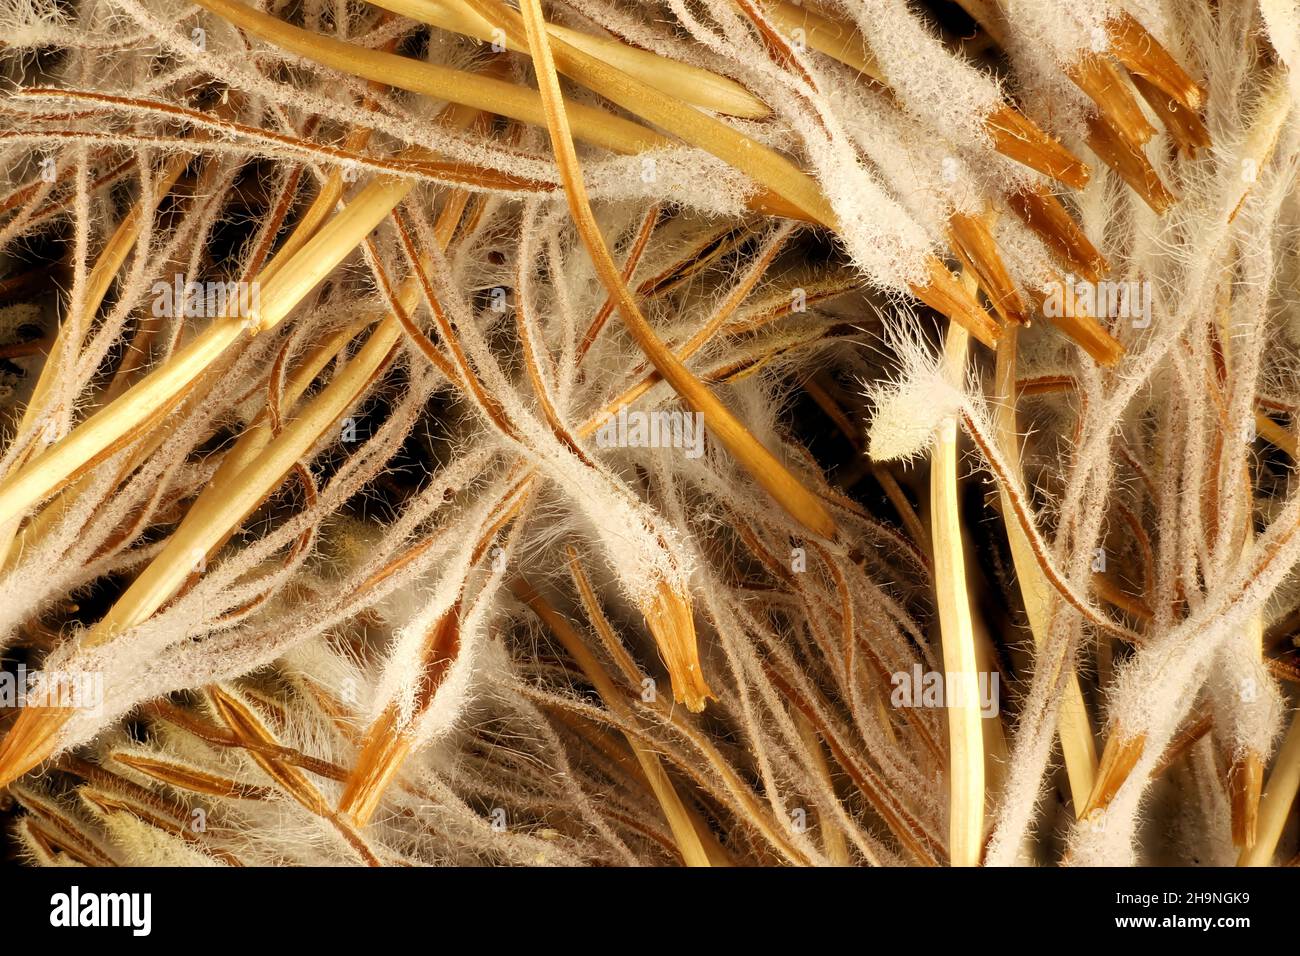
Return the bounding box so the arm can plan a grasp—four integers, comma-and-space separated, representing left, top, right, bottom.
1106, 11, 1206, 113
0, 0, 1296, 872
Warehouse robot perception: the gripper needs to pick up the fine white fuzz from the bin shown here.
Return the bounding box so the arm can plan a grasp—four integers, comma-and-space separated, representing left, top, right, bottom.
0, 0, 1295, 873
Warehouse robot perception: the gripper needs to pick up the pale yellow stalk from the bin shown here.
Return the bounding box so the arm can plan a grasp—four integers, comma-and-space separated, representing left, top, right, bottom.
178, 315, 376, 527
1239, 709, 1300, 866
365, 0, 768, 118
794, 710, 852, 864
1256, 412, 1298, 458
0, 315, 401, 794
82, 314, 400, 649
194, 0, 665, 156
14, 155, 189, 450
461, 0, 837, 226
1, 127, 381, 572
931, 312, 984, 866
0, 176, 413, 527
993, 326, 1098, 813
760, 0, 883, 80
0, 155, 191, 565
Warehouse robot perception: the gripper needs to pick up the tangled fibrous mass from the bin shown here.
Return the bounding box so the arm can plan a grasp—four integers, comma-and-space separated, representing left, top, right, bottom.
0, 0, 1297, 867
